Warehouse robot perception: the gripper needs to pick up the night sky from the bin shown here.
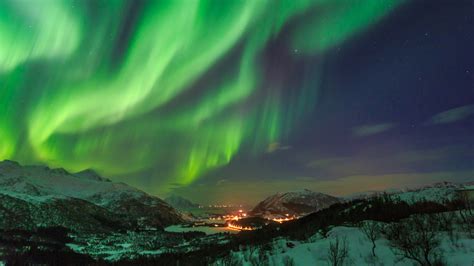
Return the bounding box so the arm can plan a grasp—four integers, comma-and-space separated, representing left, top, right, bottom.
1, 0, 473, 205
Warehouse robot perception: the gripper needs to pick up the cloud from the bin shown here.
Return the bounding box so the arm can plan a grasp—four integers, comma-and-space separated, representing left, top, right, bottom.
426, 104, 474, 125
216, 179, 228, 186
305, 145, 472, 179
266, 142, 292, 153
352, 123, 395, 137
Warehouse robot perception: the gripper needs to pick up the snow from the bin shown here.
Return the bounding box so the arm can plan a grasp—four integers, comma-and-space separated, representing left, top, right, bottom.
138, 250, 164, 255
345, 181, 471, 204
251, 189, 340, 216
165, 225, 238, 235
66, 243, 85, 253
396, 187, 458, 204
230, 227, 402, 266
0, 160, 182, 233
219, 223, 474, 266
0, 162, 150, 206
0, 190, 64, 203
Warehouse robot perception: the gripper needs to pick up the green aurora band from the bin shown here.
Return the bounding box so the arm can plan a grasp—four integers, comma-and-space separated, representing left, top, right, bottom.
0, 0, 403, 193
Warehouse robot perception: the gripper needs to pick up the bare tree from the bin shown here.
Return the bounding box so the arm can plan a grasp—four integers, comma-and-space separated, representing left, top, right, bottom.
327, 237, 349, 266
433, 212, 456, 244
320, 226, 330, 238
282, 255, 296, 266
457, 192, 474, 238
221, 253, 243, 266
385, 214, 443, 266
246, 244, 258, 260
359, 220, 381, 257
256, 247, 270, 266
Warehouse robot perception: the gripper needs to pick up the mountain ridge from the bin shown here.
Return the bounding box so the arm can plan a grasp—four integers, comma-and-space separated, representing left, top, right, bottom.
165, 194, 200, 210
250, 189, 340, 217
0, 160, 183, 232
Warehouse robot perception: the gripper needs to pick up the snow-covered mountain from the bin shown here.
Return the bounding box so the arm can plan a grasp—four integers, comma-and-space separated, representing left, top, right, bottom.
165, 195, 200, 210
0, 160, 182, 232
250, 189, 340, 217
345, 181, 473, 204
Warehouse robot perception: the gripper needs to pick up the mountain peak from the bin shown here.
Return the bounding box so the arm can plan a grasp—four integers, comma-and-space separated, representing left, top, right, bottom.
74, 169, 110, 182
0, 160, 183, 231
251, 189, 340, 217
0, 160, 21, 172
0, 159, 20, 166
165, 194, 199, 210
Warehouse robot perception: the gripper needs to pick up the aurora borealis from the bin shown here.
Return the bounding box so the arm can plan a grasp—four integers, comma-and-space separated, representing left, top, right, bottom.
1, 0, 473, 203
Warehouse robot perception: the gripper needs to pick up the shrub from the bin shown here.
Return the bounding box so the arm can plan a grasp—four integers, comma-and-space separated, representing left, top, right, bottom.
327, 237, 349, 266
385, 214, 443, 266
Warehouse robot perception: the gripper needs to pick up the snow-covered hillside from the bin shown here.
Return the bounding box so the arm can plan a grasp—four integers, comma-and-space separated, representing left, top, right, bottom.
346, 181, 472, 204
217, 223, 474, 266
250, 189, 340, 217
0, 160, 182, 231
165, 194, 200, 210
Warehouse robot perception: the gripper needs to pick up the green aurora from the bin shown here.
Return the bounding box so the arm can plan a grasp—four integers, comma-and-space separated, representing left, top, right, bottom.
0, 0, 403, 194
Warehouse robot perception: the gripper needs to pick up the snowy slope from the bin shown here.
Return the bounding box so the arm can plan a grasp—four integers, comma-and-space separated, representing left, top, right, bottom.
346, 181, 471, 204
0, 160, 182, 231
218, 225, 474, 266
165, 195, 200, 210
0, 160, 142, 201
250, 189, 340, 217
